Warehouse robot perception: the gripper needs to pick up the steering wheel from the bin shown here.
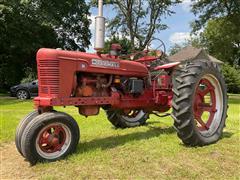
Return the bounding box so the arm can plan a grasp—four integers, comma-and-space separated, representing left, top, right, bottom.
119, 38, 166, 60
146, 38, 166, 59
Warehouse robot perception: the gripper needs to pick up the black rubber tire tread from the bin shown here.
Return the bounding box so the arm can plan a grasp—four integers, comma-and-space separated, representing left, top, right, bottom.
16, 89, 30, 99
172, 59, 228, 146
21, 111, 80, 165
105, 110, 149, 128
15, 110, 40, 156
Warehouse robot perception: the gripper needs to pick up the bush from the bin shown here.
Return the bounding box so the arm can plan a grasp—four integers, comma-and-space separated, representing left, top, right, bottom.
221, 64, 240, 94
21, 67, 37, 84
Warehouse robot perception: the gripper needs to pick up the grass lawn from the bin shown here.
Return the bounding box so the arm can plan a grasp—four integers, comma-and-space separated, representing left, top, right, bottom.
0, 95, 239, 179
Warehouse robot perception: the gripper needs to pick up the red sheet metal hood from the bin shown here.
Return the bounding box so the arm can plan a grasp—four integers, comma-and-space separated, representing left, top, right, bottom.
37, 48, 149, 77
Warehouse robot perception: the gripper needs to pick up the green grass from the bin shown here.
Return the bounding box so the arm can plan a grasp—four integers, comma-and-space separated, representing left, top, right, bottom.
0, 95, 239, 179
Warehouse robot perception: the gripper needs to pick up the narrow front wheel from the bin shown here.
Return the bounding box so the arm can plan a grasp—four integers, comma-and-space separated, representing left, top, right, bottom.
15, 110, 40, 156
21, 112, 80, 165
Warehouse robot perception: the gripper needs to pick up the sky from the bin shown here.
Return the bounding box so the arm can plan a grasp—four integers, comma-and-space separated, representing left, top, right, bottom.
87, 0, 195, 53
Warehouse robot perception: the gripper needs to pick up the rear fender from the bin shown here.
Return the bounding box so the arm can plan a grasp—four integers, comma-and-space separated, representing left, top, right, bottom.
154, 62, 180, 71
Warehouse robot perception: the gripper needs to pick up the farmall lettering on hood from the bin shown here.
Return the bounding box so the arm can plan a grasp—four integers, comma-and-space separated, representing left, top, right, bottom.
91, 59, 120, 68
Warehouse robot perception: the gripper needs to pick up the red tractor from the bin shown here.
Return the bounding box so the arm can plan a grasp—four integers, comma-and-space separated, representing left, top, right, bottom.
15, 1, 228, 165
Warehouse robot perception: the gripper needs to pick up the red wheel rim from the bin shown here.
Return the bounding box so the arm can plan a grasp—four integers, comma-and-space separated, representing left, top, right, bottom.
194, 78, 217, 131
121, 110, 146, 122
38, 125, 66, 153
123, 110, 141, 118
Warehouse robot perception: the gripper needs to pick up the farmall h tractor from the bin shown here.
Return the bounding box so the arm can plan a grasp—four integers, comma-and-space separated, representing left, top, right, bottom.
16, 0, 228, 165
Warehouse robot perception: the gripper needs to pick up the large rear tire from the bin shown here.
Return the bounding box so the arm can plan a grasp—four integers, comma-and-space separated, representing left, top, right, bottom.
172, 60, 228, 146
21, 112, 80, 165
106, 109, 149, 128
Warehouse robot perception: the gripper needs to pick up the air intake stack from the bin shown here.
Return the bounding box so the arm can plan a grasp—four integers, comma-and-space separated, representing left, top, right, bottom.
94, 0, 105, 51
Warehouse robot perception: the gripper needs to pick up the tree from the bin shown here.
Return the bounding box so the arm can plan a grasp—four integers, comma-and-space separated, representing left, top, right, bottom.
191, 0, 240, 66
221, 64, 240, 93
0, 0, 91, 89
200, 18, 240, 66
91, 0, 180, 50
101, 36, 133, 55
191, 0, 240, 31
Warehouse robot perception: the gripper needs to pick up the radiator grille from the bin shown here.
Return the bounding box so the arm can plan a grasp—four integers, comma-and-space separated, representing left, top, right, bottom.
38, 59, 60, 95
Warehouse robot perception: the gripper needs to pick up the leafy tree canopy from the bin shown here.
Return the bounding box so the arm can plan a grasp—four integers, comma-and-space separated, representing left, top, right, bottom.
191, 0, 240, 31
190, 0, 240, 66
0, 0, 91, 88
200, 17, 240, 66
101, 36, 133, 55
222, 63, 240, 93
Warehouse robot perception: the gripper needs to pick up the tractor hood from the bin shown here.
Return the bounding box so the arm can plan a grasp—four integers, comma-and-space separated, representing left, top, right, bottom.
37, 48, 149, 77
36, 48, 149, 98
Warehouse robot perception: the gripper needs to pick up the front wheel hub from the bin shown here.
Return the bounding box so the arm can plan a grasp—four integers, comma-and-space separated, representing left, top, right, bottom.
36, 123, 72, 159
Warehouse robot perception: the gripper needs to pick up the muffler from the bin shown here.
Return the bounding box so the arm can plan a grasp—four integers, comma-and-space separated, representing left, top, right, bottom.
94, 0, 105, 51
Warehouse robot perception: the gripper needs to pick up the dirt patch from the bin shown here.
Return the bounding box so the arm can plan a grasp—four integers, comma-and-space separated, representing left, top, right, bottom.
0, 142, 38, 179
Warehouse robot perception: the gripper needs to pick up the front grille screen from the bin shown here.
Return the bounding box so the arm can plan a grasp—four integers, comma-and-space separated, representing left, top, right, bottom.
38, 59, 60, 96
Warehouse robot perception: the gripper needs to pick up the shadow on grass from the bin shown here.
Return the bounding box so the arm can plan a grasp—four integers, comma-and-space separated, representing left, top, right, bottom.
178, 131, 234, 148
76, 126, 175, 153
222, 131, 234, 139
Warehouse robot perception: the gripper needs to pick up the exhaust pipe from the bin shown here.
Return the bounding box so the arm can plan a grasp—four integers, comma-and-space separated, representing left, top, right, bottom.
94, 0, 105, 51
